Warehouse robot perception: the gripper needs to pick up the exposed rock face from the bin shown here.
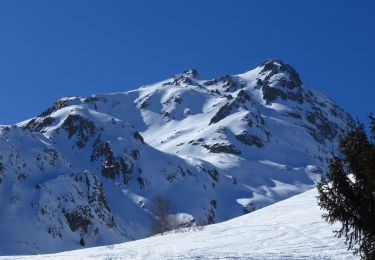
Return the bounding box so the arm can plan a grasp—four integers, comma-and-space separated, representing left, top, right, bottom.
209, 103, 234, 125
258, 59, 304, 104
235, 132, 264, 148
202, 143, 242, 155
60, 114, 96, 149
0, 59, 353, 255
23, 116, 55, 133
91, 138, 134, 183
39, 98, 72, 117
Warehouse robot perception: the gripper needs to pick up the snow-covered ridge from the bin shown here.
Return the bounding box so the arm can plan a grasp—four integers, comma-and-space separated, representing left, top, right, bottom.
5, 189, 357, 259
0, 59, 353, 255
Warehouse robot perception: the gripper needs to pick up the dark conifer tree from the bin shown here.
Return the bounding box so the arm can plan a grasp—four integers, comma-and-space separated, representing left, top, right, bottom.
317, 115, 375, 259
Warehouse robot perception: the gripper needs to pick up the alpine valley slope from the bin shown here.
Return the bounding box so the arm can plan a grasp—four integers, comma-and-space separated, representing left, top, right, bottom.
5, 189, 357, 259
0, 59, 353, 255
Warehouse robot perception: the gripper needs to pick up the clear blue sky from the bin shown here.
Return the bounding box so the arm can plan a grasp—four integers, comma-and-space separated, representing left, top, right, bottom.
0, 0, 374, 125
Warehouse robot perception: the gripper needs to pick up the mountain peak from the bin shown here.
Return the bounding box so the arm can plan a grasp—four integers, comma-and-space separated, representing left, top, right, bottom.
0, 61, 353, 255
181, 68, 199, 78
259, 58, 285, 67
170, 68, 199, 86
258, 59, 303, 89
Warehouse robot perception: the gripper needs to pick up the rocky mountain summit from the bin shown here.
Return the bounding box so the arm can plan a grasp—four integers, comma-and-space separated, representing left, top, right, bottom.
0, 59, 353, 255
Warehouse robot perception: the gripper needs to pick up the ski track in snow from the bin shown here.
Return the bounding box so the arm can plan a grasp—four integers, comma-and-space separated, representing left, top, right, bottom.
5, 189, 357, 260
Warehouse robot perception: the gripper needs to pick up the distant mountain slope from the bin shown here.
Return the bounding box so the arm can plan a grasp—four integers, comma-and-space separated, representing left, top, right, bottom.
5, 189, 357, 259
0, 59, 353, 255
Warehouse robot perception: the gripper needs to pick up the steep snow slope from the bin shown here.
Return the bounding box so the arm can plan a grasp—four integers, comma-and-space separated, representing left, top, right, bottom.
0, 59, 353, 255
0, 109, 218, 255
5, 189, 357, 259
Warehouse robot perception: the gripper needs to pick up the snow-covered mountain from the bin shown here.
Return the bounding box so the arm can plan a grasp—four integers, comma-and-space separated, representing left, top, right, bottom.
0, 59, 353, 255
4, 189, 357, 259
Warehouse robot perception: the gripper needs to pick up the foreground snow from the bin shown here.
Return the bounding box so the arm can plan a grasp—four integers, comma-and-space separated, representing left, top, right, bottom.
7, 189, 356, 260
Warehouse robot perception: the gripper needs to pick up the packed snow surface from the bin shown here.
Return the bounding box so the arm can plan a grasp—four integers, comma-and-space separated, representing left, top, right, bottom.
5, 189, 357, 260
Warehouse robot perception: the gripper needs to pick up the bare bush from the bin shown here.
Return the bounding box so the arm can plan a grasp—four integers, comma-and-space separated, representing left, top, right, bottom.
150, 195, 176, 235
